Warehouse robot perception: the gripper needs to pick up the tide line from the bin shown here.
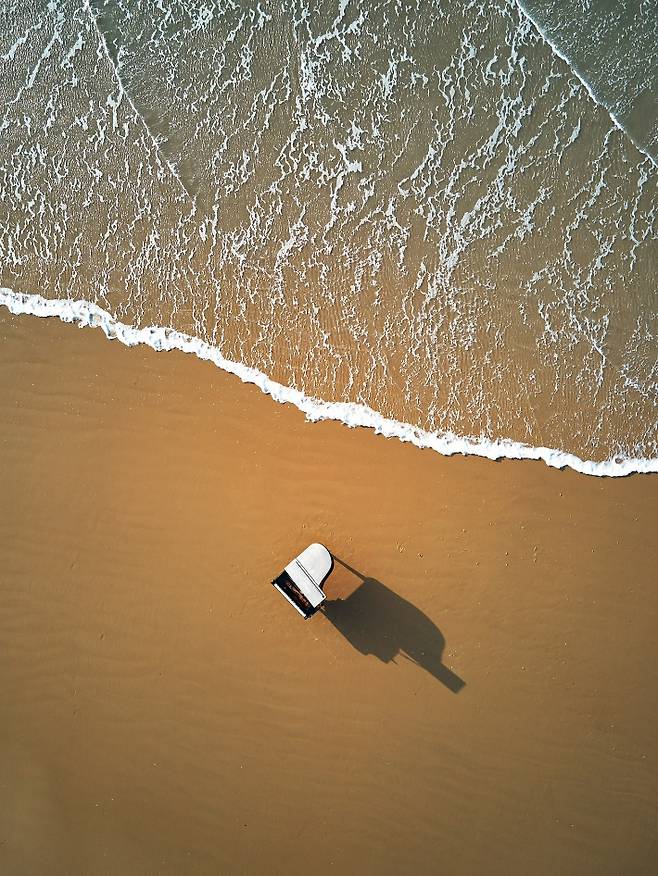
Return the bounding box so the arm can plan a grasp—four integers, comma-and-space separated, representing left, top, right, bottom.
1, 287, 656, 478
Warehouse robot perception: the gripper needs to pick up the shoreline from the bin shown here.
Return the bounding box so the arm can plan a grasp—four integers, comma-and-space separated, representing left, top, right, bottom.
2, 287, 656, 479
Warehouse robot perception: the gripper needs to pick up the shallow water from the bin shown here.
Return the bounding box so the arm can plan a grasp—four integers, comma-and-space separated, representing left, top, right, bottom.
0, 0, 656, 468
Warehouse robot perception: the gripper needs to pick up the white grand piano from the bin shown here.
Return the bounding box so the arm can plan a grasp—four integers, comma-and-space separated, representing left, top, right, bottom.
272, 543, 333, 619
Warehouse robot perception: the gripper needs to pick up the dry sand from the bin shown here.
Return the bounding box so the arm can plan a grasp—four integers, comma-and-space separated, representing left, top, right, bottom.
0, 309, 656, 876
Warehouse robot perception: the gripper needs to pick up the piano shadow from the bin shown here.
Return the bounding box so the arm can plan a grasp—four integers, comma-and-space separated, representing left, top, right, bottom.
322, 558, 465, 693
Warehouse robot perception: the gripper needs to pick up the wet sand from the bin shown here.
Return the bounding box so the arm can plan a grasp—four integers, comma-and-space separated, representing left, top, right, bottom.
0, 309, 656, 876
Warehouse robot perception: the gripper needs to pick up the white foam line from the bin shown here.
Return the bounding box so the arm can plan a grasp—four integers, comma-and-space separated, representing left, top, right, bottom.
514, 0, 657, 168
1, 287, 656, 477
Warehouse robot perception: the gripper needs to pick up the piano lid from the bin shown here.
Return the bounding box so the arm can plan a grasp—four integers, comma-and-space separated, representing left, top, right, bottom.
284, 543, 333, 607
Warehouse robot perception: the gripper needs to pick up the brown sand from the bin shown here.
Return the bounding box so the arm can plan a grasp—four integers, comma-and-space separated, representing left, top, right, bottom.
0, 309, 656, 876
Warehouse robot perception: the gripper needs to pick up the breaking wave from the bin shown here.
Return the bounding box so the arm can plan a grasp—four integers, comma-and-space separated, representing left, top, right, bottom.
516, 0, 658, 163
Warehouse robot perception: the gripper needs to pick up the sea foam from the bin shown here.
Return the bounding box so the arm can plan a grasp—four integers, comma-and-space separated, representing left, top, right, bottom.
2, 287, 656, 478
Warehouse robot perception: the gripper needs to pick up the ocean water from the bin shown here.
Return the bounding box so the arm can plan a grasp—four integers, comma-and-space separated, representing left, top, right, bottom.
0, 0, 656, 473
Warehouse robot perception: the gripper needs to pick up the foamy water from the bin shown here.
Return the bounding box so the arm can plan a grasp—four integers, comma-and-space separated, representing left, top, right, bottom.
1, 0, 656, 473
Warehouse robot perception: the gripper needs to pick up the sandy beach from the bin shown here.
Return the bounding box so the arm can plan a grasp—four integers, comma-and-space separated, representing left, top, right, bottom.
1, 308, 656, 875
2, 3, 657, 873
